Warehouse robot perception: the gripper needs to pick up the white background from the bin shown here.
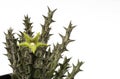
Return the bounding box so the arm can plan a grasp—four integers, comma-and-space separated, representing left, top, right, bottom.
0, 0, 120, 79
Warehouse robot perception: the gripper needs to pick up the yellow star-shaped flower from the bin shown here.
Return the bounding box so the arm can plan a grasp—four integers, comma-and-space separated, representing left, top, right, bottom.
18, 32, 48, 53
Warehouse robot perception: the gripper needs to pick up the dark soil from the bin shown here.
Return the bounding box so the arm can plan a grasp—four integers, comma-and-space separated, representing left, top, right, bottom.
0, 74, 11, 79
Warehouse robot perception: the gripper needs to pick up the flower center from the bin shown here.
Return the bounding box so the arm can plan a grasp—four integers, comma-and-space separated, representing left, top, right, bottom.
30, 42, 35, 46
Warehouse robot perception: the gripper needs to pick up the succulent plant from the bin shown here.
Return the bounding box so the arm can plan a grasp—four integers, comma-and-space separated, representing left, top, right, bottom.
4, 7, 83, 79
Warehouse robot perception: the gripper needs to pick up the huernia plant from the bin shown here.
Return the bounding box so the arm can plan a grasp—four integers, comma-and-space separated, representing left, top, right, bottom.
4, 7, 83, 79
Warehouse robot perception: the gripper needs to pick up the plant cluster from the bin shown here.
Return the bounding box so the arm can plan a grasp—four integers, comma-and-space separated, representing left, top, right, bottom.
4, 7, 83, 79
